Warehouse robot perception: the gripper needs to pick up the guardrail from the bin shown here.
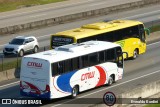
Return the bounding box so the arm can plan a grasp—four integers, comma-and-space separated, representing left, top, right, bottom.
0, 0, 160, 35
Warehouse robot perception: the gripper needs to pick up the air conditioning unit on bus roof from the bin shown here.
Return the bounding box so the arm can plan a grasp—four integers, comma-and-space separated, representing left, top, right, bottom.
55, 41, 98, 52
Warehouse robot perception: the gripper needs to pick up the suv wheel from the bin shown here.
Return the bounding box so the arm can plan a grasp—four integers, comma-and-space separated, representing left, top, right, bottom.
19, 50, 24, 57
33, 46, 38, 53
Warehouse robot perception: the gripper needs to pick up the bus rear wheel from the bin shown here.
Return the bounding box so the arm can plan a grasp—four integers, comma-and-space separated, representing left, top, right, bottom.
71, 86, 79, 98
132, 49, 138, 59
107, 76, 113, 86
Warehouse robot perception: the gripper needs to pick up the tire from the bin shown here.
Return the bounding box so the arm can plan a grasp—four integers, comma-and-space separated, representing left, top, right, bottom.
132, 49, 138, 59
71, 86, 78, 98
33, 46, 38, 53
107, 76, 113, 86
19, 50, 24, 57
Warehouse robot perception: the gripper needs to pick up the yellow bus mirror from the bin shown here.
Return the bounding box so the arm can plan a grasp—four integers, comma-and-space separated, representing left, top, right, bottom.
144, 28, 150, 35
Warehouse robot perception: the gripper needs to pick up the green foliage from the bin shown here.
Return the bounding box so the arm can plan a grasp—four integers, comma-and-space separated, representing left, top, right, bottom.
149, 25, 160, 33
144, 104, 160, 107
0, 59, 21, 72
0, 0, 66, 12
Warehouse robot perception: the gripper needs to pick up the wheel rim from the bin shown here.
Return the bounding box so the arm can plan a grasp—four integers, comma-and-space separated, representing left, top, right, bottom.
133, 50, 137, 59
34, 47, 38, 53
20, 50, 23, 56
109, 77, 113, 85
72, 87, 77, 97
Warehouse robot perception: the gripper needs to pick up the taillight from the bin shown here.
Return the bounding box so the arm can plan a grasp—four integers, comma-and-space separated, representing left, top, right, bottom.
45, 85, 50, 92
20, 81, 22, 88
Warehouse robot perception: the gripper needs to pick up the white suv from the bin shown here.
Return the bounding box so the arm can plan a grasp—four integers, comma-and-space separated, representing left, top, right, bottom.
3, 36, 39, 57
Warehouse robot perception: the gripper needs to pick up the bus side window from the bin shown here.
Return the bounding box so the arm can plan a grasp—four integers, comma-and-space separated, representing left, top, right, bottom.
52, 63, 59, 76
71, 57, 79, 71
58, 61, 64, 74
64, 59, 72, 73
81, 55, 89, 68
105, 48, 116, 62
89, 53, 99, 66
99, 51, 105, 63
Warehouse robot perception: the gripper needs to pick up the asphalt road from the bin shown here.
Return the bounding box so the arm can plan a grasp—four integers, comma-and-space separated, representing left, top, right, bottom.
0, 40, 160, 107
0, 0, 140, 28
0, 3, 160, 107
0, 4, 160, 63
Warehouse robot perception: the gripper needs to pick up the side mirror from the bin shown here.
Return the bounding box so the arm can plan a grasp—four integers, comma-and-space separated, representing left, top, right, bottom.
23, 42, 26, 45
144, 28, 150, 35
122, 52, 128, 59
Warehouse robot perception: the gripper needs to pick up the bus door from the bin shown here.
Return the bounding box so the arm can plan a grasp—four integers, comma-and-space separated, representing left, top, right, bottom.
116, 47, 124, 80
139, 25, 146, 54
80, 55, 96, 90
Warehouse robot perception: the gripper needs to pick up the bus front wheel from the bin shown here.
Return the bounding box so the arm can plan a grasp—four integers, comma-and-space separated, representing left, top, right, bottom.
71, 86, 79, 98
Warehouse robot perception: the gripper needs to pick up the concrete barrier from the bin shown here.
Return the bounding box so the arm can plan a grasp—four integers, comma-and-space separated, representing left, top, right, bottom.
90, 80, 160, 107
0, 68, 20, 82
0, 0, 160, 35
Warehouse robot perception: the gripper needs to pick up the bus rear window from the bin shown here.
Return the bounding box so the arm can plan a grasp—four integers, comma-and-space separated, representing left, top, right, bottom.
51, 36, 74, 48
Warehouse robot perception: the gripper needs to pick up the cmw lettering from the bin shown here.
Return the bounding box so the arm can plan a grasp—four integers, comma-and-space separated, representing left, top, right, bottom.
27, 62, 42, 68
81, 71, 95, 81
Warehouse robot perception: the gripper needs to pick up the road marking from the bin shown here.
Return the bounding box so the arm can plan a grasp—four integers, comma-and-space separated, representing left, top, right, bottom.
52, 69, 160, 107
147, 41, 160, 46
122, 10, 160, 19
90, 2, 105, 6
0, 81, 19, 88
29, 14, 46, 18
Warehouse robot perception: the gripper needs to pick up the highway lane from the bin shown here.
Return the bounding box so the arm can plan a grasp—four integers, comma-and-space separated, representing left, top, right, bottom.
0, 0, 141, 28
0, 41, 160, 107
0, 5, 159, 61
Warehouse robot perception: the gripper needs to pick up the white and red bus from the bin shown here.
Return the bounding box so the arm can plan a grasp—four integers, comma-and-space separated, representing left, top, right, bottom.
20, 41, 126, 99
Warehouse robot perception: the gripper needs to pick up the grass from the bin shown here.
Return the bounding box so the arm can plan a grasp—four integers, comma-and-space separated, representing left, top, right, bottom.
0, 59, 21, 72
144, 104, 160, 107
149, 25, 160, 33
0, 0, 66, 12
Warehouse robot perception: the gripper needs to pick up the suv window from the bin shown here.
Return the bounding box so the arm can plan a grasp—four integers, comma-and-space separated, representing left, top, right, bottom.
24, 39, 30, 43
29, 38, 34, 42
10, 38, 25, 45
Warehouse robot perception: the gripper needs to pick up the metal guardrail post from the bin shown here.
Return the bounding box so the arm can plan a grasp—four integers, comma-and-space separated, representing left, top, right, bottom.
16, 52, 18, 69
1, 54, 4, 71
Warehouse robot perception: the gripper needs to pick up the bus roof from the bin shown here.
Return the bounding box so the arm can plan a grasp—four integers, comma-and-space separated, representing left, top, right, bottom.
23, 41, 120, 63
53, 20, 143, 39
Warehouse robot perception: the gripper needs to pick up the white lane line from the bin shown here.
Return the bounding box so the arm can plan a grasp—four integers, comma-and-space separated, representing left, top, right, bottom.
147, 41, 160, 46
37, 34, 50, 39
90, 2, 104, 6
52, 69, 160, 107
0, 0, 93, 19
0, 81, 19, 88
29, 14, 46, 18
122, 10, 160, 20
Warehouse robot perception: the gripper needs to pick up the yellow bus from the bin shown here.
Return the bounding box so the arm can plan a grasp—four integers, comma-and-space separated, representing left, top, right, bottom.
50, 20, 149, 59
